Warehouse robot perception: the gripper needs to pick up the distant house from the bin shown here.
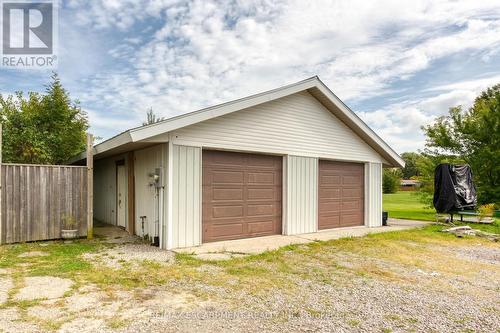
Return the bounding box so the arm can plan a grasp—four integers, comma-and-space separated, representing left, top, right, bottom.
74, 77, 404, 250
400, 179, 421, 191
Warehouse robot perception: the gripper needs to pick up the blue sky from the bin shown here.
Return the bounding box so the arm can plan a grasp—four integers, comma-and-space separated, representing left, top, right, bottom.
1, 0, 500, 153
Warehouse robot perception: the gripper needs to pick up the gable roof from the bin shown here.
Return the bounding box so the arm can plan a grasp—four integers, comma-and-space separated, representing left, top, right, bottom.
74, 76, 404, 167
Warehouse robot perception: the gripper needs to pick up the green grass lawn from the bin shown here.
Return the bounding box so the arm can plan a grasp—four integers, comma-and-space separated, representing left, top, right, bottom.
383, 191, 435, 221
383, 191, 500, 234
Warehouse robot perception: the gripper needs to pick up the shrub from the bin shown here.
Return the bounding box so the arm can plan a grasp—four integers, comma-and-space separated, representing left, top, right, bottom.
383, 169, 400, 194
478, 203, 495, 221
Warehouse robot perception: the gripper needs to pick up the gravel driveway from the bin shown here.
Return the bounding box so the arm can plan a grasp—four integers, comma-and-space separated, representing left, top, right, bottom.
0, 225, 499, 333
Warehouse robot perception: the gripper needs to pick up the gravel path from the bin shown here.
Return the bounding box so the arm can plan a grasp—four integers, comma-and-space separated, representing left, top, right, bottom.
1, 229, 498, 332
114, 272, 499, 333
71, 240, 500, 333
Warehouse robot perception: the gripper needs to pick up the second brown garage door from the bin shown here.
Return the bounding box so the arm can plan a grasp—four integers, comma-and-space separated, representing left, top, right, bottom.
202, 150, 282, 243
318, 160, 364, 229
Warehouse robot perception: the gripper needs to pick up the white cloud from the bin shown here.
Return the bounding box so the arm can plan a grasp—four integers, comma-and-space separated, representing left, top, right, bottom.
358, 74, 500, 153
86, 108, 141, 139
58, 0, 500, 150
426, 74, 500, 93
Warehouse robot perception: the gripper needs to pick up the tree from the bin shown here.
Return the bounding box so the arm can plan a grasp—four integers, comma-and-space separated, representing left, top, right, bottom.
143, 107, 164, 125
0, 73, 88, 164
400, 152, 422, 179
383, 168, 401, 194
422, 83, 500, 205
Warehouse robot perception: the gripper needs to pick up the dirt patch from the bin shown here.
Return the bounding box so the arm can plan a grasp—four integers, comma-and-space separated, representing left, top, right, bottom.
27, 305, 65, 321
139, 289, 212, 311
0, 308, 41, 333
18, 251, 49, 258
0, 268, 13, 275
15, 276, 73, 301
0, 277, 13, 305
65, 291, 107, 312
58, 317, 108, 333
82, 244, 175, 268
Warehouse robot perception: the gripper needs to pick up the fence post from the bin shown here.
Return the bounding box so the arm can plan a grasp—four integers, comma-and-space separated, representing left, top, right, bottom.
86, 133, 94, 239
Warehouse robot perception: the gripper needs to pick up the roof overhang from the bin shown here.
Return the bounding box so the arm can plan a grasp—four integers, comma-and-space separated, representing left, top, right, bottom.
72, 76, 404, 167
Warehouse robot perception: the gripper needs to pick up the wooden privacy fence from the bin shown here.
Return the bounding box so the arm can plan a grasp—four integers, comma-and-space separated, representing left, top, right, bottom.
0, 164, 88, 244
0, 126, 94, 244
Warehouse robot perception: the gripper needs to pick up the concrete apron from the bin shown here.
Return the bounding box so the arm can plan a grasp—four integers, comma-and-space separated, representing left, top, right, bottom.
175, 218, 430, 259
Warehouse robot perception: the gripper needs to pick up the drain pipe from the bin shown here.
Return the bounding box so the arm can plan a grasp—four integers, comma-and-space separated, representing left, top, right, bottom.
157, 185, 163, 247
151, 167, 163, 247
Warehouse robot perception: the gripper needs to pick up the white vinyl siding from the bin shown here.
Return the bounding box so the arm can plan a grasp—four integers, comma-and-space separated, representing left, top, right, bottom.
365, 163, 383, 227
93, 154, 128, 226
284, 156, 318, 235
171, 91, 386, 164
134, 144, 167, 238
169, 145, 202, 249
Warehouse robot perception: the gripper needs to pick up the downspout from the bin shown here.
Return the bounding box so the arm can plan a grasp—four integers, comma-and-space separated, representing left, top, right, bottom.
157, 178, 164, 247
152, 167, 163, 247
166, 139, 174, 250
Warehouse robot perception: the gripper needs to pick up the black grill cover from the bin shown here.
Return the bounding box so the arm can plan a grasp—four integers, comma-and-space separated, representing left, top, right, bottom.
433, 164, 477, 213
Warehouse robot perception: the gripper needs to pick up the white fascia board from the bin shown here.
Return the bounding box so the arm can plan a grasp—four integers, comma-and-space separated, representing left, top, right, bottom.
129, 78, 319, 142
95, 131, 133, 154
69, 130, 133, 163
314, 82, 405, 168
87, 76, 404, 168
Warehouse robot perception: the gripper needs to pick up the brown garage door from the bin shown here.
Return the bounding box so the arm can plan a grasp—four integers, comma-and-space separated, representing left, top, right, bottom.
318, 160, 364, 229
202, 150, 282, 242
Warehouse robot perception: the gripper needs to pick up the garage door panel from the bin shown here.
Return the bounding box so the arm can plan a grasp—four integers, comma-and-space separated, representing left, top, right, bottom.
342, 188, 363, 198
247, 155, 278, 167
211, 170, 245, 184
319, 188, 341, 199
319, 200, 340, 213
212, 205, 244, 218
320, 175, 341, 185
247, 172, 276, 184
318, 215, 340, 229
205, 150, 246, 166
247, 204, 275, 217
203, 150, 282, 243
340, 213, 363, 226
247, 188, 275, 200
319, 160, 364, 230
343, 175, 362, 185
209, 222, 245, 239
342, 199, 363, 210
247, 220, 275, 234
212, 188, 244, 200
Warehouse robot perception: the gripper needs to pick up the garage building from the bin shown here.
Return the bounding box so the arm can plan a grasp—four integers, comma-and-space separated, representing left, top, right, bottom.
80, 77, 404, 250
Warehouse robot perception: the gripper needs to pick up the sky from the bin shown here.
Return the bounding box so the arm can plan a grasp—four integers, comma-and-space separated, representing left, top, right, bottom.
1, 0, 500, 153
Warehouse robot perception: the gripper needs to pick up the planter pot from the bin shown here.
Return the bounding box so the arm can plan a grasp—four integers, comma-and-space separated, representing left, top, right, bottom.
61, 229, 79, 239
